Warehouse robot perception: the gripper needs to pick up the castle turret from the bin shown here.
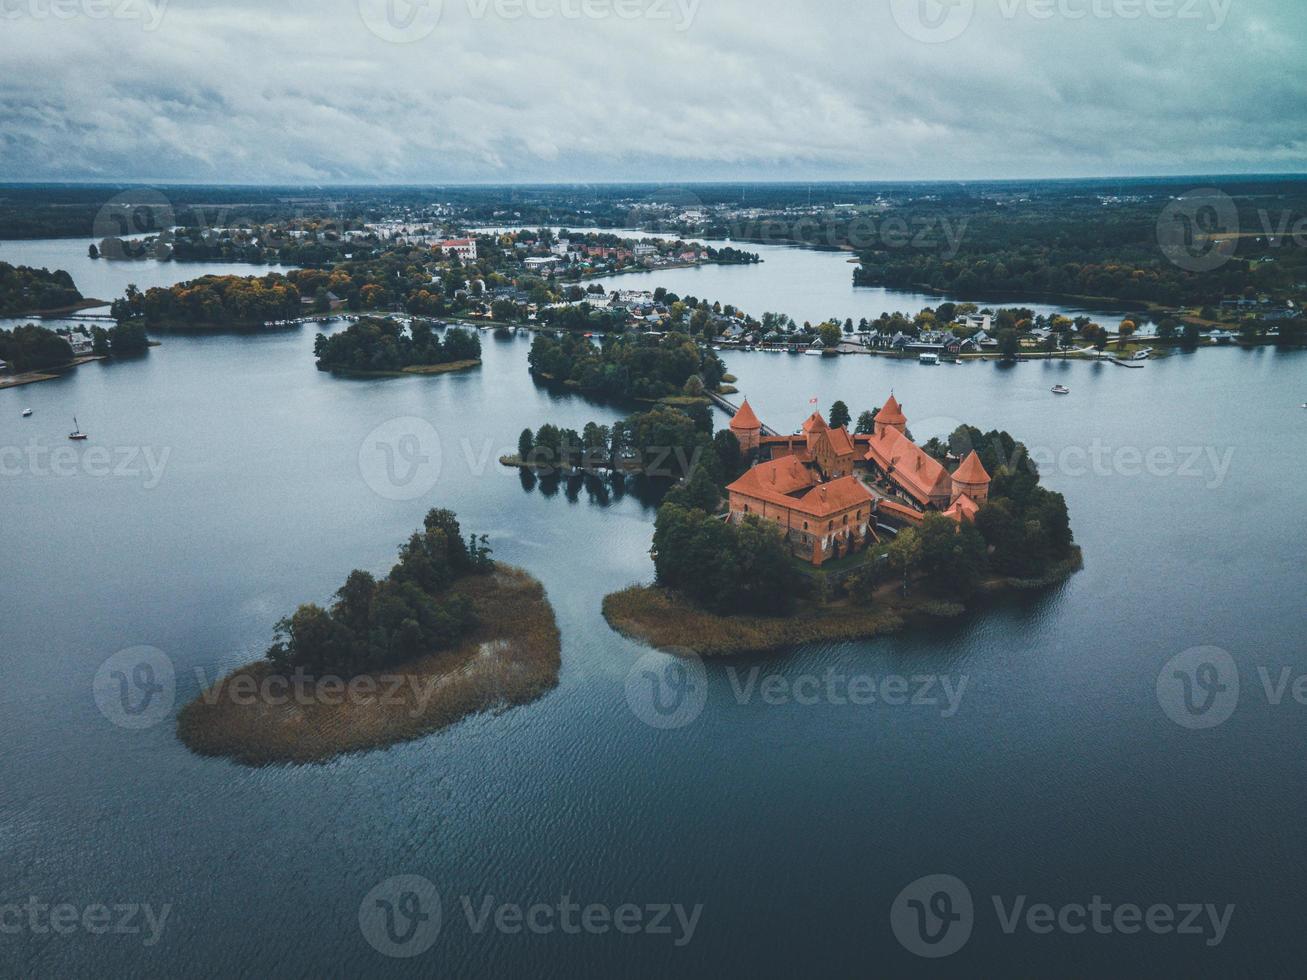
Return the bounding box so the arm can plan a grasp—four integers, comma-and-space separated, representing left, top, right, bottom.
951, 450, 991, 506
875, 393, 907, 437
729, 398, 763, 454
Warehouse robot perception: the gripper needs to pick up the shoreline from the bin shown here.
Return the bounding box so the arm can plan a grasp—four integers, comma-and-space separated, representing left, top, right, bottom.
0, 354, 105, 389
175, 564, 561, 766
602, 548, 1083, 657
317, 358, 482, 378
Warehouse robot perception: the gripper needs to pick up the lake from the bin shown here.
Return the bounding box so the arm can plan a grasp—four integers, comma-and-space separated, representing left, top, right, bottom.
1, 238, 1303, 977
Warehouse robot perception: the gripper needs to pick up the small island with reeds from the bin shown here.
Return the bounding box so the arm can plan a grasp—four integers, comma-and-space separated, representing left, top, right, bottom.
602, 395, 1082, 657
177, 510, 559, 765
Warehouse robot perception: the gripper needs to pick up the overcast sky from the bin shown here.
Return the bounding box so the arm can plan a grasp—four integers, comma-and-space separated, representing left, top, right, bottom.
0, 0, 1303, 183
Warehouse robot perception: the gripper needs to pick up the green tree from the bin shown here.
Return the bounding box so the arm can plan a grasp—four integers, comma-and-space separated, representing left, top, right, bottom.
829, 400, 851, 430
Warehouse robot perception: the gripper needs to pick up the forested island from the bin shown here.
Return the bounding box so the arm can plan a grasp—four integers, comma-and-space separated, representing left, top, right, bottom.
603, 418, 1080, 656
314, 316, 481, 375
527, 330, 726, 401
0, 262, 85, 315
0, 322, 148, 384
176, 509, 561, 765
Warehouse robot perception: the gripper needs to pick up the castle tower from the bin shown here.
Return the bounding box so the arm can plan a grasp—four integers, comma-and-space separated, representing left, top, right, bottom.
729, 398, 763, 454
801, 410, 828, 452
951, 450, 992, 506
875, 393, 907, 438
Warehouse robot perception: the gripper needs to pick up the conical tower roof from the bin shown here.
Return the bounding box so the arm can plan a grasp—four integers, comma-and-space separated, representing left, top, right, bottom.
953, 450, 991, 485
730, 398, 762, 431
879, 393, 907, 426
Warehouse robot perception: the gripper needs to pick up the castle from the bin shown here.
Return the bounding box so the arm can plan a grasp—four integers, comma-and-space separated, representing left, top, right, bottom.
725, 394, 991, 566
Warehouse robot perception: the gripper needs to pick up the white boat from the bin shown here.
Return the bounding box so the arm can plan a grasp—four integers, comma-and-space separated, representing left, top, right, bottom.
22, 408, 32, 417
804, 349, 822, 356
1132, 348, 1153, 360
919, 352, 940, 365
68, 416, 88, 440
1051, 385, 1071, 395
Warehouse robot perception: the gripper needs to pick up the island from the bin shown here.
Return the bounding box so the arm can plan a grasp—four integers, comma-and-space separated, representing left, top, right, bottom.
602, 394, 1081, 656
0, 262, 100, 316
313, 316, 482, 376
176, 509, 560, 765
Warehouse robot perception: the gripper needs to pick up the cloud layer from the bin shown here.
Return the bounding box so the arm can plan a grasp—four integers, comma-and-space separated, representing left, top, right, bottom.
1, 0, 1304, 182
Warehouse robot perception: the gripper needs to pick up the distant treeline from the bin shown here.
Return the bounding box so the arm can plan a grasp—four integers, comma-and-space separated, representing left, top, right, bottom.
314, 316, 480, 372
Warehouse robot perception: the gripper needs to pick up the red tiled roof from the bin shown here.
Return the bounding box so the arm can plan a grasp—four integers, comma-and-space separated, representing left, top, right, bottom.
878, 394, 907, 426
825, 425, 856, 457
944, 494, 980, 522
865, 425, 951, 506
952, 450, 991, 486
730, 398, 762, 431
802, 411, 828, 434
728, 461, 873, 518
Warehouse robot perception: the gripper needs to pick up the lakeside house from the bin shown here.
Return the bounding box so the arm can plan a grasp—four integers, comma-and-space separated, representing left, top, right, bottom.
725, 394, 991, 566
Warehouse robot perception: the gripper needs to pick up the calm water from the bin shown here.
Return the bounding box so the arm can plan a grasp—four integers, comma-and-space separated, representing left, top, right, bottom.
1, 238, 1304, 977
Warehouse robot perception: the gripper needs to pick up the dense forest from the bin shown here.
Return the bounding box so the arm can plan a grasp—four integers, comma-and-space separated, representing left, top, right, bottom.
265, 509, 494, 675
527, 331, 725, 400
0, 262, 83, 315
314, 317, 481, 372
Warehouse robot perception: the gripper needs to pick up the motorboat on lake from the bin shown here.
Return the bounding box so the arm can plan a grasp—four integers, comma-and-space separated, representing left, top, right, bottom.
1052, 385, 1071, 395
22, 408, 32, 417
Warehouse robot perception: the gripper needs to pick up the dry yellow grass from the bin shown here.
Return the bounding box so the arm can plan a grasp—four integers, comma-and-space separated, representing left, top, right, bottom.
177, 565, 560, 766
603, 548, 1082, 657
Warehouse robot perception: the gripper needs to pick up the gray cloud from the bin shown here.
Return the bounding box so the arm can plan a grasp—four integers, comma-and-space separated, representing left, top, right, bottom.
0, 0, 1303, 181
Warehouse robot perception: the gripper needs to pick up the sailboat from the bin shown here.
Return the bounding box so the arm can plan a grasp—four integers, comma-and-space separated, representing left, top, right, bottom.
68, 417, 88, 441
